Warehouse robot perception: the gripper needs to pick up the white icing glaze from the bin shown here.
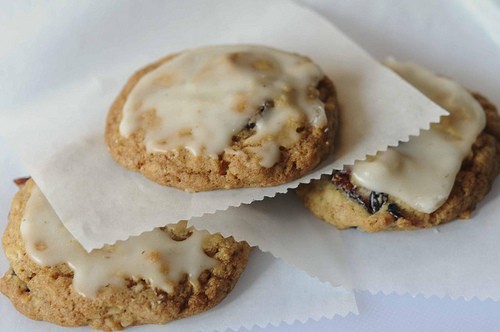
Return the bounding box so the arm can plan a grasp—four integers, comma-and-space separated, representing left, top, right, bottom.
258, 141, 281, 168
21, 184, 217, 297
120, 45, 326, 167
351, 59, 486, 213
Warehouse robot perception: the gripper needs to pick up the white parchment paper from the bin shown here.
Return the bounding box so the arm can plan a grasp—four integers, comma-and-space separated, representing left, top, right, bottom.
0, 0, 445, 251
188, 192, 353, 289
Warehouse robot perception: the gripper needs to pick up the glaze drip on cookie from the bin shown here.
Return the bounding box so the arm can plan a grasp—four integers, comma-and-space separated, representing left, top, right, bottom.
119, 45, 326, 167
21, 185, 217, 297
351, 59, 486, 213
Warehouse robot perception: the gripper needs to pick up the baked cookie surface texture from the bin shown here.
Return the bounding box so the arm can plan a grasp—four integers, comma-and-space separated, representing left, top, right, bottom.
106, 45, 338, 191
297, 59, 500, 232
0, 179, 251, 330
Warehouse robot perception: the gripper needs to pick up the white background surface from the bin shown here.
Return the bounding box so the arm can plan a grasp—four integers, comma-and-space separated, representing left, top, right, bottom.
1, 0, 500, 331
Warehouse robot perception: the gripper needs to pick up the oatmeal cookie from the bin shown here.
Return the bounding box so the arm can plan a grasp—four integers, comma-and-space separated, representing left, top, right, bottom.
105, 45, 338, 191
0, 178, 251, 330
297, 63, 499, 232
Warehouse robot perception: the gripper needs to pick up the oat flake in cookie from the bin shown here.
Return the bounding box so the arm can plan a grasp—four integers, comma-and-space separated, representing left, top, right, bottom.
0, 179, 251, 330
297, 60, 500, 232
106, 45, 338, 191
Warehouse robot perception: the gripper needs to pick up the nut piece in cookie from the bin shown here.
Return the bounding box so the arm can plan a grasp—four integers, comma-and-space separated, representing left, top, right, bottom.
297, 60, 500, 232
0, 179, 251, 330
106, 45, 338, 191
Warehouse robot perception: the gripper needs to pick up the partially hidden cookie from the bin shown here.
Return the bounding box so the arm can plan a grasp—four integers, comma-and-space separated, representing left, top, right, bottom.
0, 178, 251, 330
297, 59, 500, 232
106, 45, 338, 192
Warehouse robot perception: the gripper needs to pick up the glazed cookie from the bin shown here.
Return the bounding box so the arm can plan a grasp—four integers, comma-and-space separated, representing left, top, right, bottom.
297, 60, 500, 232
106, 45, 338, 192
0, 178, 251, 330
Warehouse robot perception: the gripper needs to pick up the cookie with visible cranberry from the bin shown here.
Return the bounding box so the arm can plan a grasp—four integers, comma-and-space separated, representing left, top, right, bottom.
297, 91, 499, 232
